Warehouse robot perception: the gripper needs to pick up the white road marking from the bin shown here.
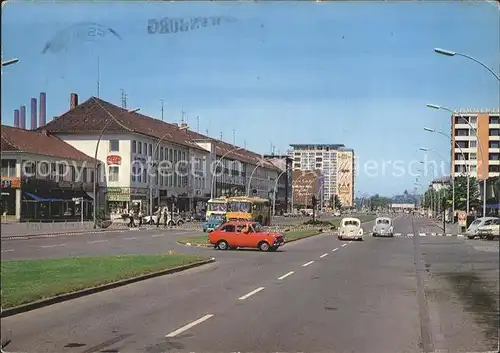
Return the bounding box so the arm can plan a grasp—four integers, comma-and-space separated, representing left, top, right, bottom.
341, 244, 347, 247
320, 253, 328, 258
302, 260, 315, 267
332, 247, 339, 252
395, 233, 402, 236
88, 240, 107, 244
124, 237, 137, 240
1, 249, 14, 253
348, 241, 353, 243
39, 243, 66, 248
407, 233, 413, 237
165, 314, 214, 338
419, 233, 426, 237
277, 271, 295, 280
238, 287, 265, 300
152, 234, 165, 237
431, 233, 436, 236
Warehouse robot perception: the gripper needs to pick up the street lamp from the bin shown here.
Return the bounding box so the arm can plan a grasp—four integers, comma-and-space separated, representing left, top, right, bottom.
272, 170, 287, 216
92, 102, 140, 229
149, 125, 190, 217
246, 157, 269, 197
434, 48, 500, 82
1, 58, 19, 67
424, 127, 470, 214
427, 103, 487, 217
211, 147, 244, 199
420, 147, 455, 221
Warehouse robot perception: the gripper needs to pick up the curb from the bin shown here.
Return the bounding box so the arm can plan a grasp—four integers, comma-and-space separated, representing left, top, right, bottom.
0, 227, 147, 241
0, 258, 215, 318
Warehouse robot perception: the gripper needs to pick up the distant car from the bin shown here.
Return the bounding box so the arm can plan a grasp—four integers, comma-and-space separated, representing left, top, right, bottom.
476, 218, 500, 240
193, 213, 206, 222
208, 221, 285, 251
338, 217, 364, 241
333, 210, 341, 217
466, 217, 499, 239
203, 214, 225, 232
372, 217, 394, 237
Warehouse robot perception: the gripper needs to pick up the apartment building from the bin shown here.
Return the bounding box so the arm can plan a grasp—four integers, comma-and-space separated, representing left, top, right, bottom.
451, 109, 500, 180
33, 93, 279, 216
289, 144, 355, 207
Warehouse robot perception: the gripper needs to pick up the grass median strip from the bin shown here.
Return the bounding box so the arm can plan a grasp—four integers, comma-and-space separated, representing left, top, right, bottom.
177, 229, 322, 246
1, 253, 209, 309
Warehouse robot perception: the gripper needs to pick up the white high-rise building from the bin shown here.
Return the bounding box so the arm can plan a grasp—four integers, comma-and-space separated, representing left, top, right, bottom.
289, 144, 355, 207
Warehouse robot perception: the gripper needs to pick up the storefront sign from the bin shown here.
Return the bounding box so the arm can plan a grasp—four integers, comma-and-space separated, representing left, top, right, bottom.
455, 108, 500, 114
1, 177, 20, 189
107, 155, 122, 165
107, 187, 130, 202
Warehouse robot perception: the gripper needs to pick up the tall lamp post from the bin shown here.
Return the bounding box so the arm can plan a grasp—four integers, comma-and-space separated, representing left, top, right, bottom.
272, 170, 287, 216
210, 147, 244, 199
149, 125, 190, 218
434, 48, 500, 82
427, 104, 488, 217
1, 58, 19, 67
419, 147, 455, 221
424, 127, 471, 214
92, 102, 140, 229
246, 157, 268, 197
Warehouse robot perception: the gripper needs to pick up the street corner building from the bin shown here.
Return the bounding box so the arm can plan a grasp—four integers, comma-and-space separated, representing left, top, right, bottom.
2, 92, 284, 222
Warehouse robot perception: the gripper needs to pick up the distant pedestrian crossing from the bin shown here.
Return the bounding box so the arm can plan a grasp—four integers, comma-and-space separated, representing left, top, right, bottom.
391, 233, 462, 238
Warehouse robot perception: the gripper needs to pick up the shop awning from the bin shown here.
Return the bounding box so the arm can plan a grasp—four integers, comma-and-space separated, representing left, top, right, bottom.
23, 190, 94, 202
23, 192, 64, 202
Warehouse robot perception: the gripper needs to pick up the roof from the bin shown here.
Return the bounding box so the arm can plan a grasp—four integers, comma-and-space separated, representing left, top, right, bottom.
290, 144, 346, 149
1, 125, 94, 162
41, 97, 206, 153
42, 96, 279, 171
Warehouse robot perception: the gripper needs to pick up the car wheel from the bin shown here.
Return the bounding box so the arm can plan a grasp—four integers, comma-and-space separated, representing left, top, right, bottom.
467, 235, 475, 239
258, 241, 271, 252
217, 240, 229, 250
177, 220, 184, 226
203, 229, 206, 232
338, 235, 342, 240
373, 233, 377, 237
168, 221, 174, 226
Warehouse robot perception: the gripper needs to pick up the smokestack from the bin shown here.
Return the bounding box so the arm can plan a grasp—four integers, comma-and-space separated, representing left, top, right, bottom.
70, 93, 78, 109
39, 92, 46, 126
30, 98, 38, 130
14, 109, 20, 128
20, 105, 26, 129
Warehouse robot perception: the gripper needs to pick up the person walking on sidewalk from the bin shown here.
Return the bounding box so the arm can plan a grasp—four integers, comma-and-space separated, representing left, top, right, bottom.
156, 207, 161, 227
128, 209, 136, 228
138, 210, 143, 227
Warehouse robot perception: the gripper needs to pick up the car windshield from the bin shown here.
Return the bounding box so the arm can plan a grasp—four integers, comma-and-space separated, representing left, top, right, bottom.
209, 215, 223, 221
208, 203, 227, 212
377, 219, 390, 225
228, 201, 252, 212
344, 220, 360, 227
252, 223, 264, 232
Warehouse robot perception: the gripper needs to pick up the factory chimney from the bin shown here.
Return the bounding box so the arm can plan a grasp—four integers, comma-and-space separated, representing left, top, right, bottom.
30, 97, 38, 130
14, 109, 20, 128
20, 105, 26, 129
39, 92, 47, 127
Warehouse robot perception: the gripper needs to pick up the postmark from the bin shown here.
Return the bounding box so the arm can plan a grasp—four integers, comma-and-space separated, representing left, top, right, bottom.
147, 16, 237, 34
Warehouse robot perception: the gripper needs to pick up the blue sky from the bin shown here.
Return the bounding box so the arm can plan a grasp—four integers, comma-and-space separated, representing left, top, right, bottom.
2, 1, 499, 196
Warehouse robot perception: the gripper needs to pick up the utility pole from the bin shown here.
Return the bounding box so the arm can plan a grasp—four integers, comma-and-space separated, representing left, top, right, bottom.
160, 99, 164, 121
97, 55, 100, 98
232, 129, 236, 145
120, 89, 127, 108
196, 116, 200, 133
244, 140, 247, 149
181, 109, 185, 124
220, 132, 223, 140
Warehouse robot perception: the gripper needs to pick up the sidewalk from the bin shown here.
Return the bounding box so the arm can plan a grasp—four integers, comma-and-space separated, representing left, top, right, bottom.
0, 221, 129, 238
430, 219, 459, 235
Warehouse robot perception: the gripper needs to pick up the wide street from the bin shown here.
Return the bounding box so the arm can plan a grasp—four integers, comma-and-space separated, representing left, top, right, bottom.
2, 213, 499, 353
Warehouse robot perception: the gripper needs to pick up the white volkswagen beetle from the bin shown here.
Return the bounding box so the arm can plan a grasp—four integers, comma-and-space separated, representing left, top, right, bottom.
372, 217, 394, 237
338, 217, 364, 241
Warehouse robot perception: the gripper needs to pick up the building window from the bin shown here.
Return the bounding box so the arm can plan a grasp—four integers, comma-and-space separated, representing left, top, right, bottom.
456, 141, 468, 149
148, 144, 152, 156
469, 153, 477, 160
455, 129, 469, 137
132, 140, 137, 153
469, 140, 477, 148
160, 147, 164, 160
138, 142, 142, 154
109, 139, 120, 152
109, 166, 119, 182
132, 166, 136, 182
489, 165, 500, 173
489, 141, 500, 149
1, 160, 16, 177
82, 168, 87, 183
489, 153, 500, 161
490, 129, 500, 136
469, 116, 477, 125
143, 168, 147, 183
490, 116, 500, 124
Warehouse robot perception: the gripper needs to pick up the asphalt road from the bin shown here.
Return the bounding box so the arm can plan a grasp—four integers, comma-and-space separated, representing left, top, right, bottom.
2, 214, 498, 353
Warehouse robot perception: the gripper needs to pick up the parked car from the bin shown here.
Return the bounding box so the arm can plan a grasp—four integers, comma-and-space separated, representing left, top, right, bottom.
466, 217, 499, 239
208, 221, 285, 251
203, 214, 225, 232
338, 217, 364, 241
476, 218, 500, 240
372, 217, 394, 237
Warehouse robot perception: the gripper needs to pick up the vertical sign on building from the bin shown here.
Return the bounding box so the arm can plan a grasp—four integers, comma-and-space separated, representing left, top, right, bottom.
337, 151, 354, 207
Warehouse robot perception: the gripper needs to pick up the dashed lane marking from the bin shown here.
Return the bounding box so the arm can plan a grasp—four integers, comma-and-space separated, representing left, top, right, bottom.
341, 244, 347, 247
277, 271, 295, 280
332, 247, 339, 252
302, 261, 315, 267
124, 237, 137, 240
320, 253, 328, 258
165, 314, 214, 338
238, 287, 265, 300
88, 240, 107, 244
39, 243, 66, 248
395, 233, 402, 236
152, 234, 165, 237
1, 249, 14, 253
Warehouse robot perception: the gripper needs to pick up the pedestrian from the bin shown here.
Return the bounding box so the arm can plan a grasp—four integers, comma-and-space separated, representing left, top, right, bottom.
156, 207, 161, 227
163, 208, 169, 228
138, 209, 143, 226
129, 209, 136, 227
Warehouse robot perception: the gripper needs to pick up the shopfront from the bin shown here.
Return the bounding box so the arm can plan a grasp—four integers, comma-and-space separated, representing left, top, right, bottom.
107, 187, 131, 216
1, 177, 21, 220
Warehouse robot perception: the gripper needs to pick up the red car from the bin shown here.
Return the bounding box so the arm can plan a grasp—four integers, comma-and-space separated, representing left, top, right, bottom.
208, 221, 285, 251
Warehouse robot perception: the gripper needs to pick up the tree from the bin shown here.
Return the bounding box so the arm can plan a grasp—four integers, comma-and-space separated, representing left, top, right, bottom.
421, 176, 481, 213
369, 194, 392, 211
334, 195, 342, 209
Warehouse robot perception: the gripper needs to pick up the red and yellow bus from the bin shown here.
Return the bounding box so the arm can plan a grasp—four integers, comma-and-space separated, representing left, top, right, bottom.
226, 196, 271, 226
